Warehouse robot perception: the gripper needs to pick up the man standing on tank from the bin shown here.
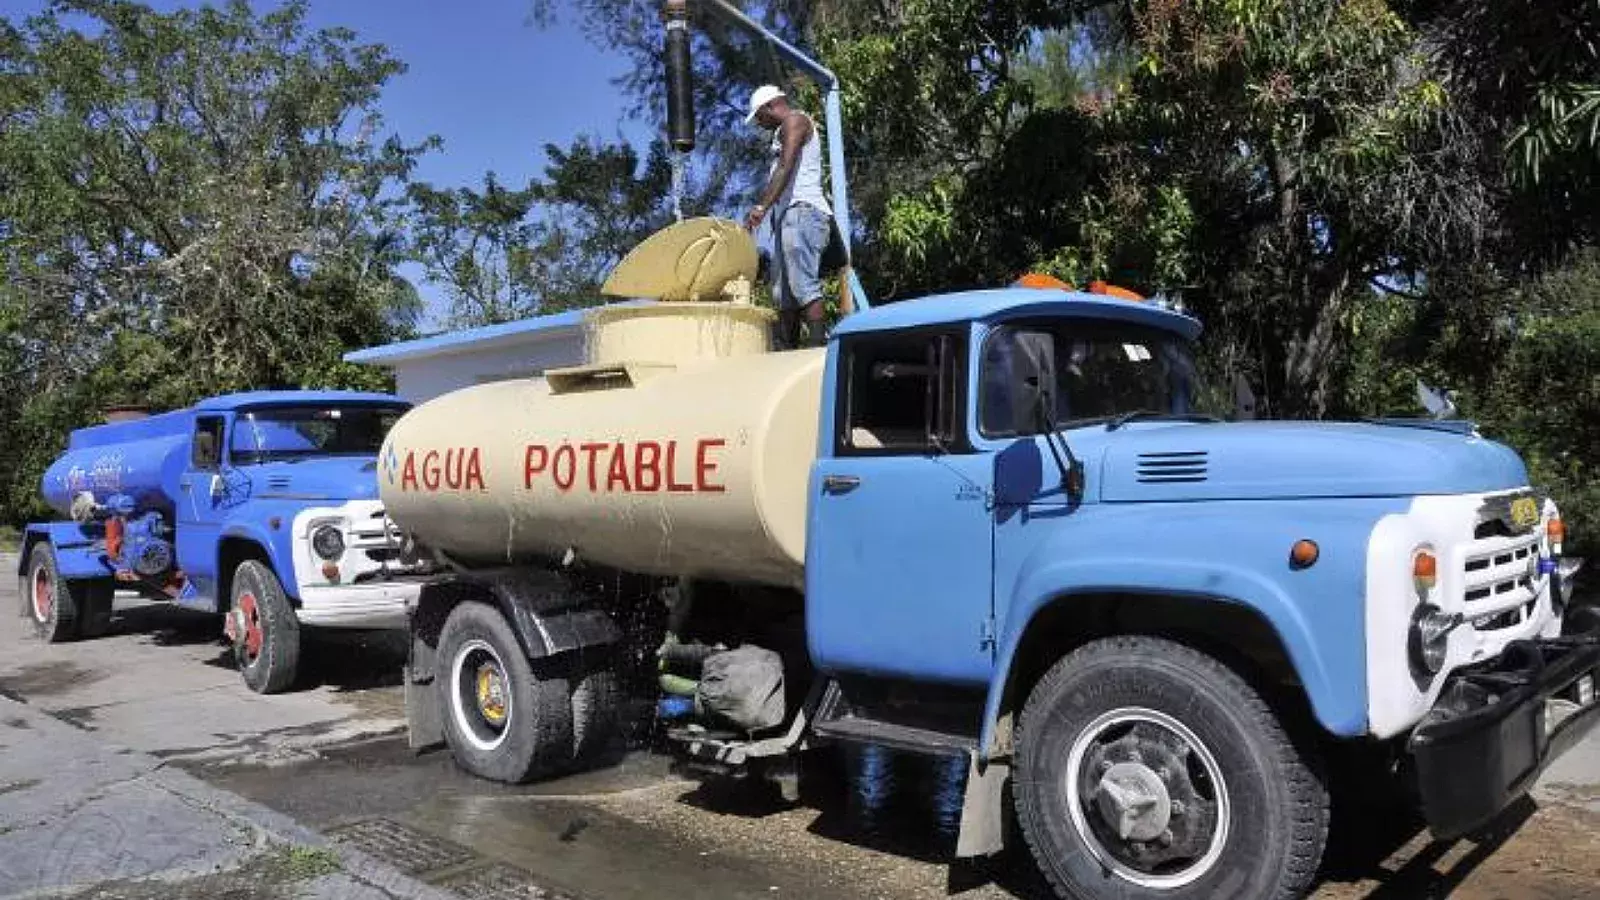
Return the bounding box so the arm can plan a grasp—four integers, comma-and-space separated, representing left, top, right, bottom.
743, 84, 836, 350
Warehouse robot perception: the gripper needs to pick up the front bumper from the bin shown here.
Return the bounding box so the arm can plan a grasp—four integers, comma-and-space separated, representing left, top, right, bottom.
1409, 605, 1600, 838
296, 579, 425, 630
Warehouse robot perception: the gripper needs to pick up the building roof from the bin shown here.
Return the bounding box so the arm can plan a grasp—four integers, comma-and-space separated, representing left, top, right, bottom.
832, 288, 1203, 341
344, 301, 651, 366
194, 390, 406, 411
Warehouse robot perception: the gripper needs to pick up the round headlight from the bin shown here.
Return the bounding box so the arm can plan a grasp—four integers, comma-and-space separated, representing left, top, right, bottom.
312, 525, 345, 561
1409, 603, 1460, 677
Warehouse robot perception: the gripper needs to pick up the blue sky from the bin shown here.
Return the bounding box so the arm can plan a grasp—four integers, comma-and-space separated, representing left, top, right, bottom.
0, 0, 660, 323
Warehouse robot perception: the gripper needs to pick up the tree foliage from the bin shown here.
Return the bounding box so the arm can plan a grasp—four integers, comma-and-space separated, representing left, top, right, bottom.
410, 136, 717, 326
0, 0, 426, 521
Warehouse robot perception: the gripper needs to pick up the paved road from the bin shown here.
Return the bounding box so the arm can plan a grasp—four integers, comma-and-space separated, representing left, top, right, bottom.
1, 551, 406, 765
4, 549, 1600, 899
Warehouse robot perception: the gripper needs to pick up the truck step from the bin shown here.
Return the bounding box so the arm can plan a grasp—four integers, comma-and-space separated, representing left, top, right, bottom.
809, 677, 983, 757
810, 715, 977, 757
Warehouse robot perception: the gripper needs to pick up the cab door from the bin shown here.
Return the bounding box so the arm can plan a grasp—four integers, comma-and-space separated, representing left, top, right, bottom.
807, 327, 996, 685
176, 415, 228, 608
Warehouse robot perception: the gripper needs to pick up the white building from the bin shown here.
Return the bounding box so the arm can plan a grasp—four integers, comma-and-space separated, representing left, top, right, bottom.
345, 307, 607, 404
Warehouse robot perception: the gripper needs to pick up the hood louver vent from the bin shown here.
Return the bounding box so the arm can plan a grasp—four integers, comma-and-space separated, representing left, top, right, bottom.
265, 475, 291, 490
1136, 451, 1209, 483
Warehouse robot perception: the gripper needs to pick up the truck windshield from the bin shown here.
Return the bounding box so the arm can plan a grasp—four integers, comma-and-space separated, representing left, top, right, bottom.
229, 405, 408, 463
979, 319, 1198, 437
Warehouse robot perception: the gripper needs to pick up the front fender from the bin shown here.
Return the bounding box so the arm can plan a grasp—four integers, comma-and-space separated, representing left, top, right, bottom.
219, 519, 296, 597
981, 555, 1369, 760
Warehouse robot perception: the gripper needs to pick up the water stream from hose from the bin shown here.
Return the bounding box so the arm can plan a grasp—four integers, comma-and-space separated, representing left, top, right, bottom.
669, 151, 688, 222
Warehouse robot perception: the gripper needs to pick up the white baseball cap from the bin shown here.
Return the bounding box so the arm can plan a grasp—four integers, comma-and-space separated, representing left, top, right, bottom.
745, 84, 785, 124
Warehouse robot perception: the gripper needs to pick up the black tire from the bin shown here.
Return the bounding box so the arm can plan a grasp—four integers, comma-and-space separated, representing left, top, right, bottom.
570, 661, 622, 767
21, 543, 77, 642
75, 581, 116, 639
1014, 635, 1328, 900
437, 601, 573, 783
231, 559, 301, 694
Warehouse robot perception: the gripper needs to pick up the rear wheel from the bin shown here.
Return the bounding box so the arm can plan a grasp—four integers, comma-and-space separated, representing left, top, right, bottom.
230, 560, 300, 694
570, 662, 622, 766
22, 543, 76, 642
438, 602, 573, 783
1014, 635, 1328, 900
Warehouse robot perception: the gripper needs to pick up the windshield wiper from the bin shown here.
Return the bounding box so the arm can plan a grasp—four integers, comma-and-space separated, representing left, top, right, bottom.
1105, 409, 1222, 431
1030, 380, 1086, 503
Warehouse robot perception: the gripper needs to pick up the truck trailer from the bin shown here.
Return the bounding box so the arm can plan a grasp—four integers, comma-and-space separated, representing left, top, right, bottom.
19, 390, 432, 693
379, 219, 1598, 900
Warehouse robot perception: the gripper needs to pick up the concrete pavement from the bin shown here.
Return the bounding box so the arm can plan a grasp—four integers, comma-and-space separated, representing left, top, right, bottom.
0, 550, 406, 765
0, 694, 455, 899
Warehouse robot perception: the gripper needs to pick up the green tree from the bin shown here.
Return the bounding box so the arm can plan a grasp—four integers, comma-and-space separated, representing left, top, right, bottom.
412, 136, 715, 326
0, 0, 429, 522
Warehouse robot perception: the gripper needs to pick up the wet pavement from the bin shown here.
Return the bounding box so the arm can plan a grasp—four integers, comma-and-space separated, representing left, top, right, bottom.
5, 551, 1600, 899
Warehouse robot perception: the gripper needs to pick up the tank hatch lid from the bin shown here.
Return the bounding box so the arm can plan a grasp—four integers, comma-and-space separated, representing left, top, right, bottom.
601, 216, 757, 302
545, 360, 678, 395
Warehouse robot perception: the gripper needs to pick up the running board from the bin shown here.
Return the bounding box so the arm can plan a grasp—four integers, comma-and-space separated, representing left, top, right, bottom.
810, 678, 979, 757
810, 716, 977, 756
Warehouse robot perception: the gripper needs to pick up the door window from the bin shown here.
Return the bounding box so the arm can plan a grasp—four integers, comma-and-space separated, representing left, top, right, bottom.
191, 417, 225, 469
837, 331, 966, 456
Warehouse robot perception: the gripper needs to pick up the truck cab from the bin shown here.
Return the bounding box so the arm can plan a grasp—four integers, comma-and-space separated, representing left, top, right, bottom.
20, 390, 431, 693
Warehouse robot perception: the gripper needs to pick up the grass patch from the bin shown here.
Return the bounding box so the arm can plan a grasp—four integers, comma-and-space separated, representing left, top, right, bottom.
0, 526, 18, 553
279, 844, 343, 880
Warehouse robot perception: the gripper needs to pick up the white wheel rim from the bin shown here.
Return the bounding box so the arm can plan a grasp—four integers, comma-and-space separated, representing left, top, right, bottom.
449, 638, 513, 752
1064, 706, 1231, 890
31, 564, 53, 623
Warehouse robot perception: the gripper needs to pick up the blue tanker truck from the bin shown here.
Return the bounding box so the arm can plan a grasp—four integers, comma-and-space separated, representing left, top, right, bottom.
18, 390, 431, 693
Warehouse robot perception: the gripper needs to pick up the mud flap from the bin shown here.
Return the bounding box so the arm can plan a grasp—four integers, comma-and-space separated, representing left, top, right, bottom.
405, 626, 445, 751
956, 753, 1009, 858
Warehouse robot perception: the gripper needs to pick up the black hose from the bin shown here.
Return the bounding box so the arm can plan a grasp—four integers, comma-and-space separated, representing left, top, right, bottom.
664, 12, 695, 152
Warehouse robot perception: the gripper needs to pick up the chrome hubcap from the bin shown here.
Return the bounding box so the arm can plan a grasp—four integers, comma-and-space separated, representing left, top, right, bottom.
450, 639, 512, 751
1066, 707, 1230, 889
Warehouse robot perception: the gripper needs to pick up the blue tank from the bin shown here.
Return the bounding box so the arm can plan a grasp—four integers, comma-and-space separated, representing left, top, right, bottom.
39, 409, 194, 520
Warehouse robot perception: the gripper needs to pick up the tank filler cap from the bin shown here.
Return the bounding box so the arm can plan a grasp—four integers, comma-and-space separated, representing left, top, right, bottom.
601, 216, 758, 303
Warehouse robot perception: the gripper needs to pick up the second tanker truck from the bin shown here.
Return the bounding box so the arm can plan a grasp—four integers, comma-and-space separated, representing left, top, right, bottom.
379, 217, 1598, 900
20, 390, 434, 693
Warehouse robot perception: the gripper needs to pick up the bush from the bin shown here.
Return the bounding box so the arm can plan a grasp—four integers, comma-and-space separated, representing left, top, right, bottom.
1338, 253, 1600, 561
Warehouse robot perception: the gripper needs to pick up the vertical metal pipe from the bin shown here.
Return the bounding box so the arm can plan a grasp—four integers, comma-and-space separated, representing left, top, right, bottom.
664, 0, 695, 152
824, 87, 868, 310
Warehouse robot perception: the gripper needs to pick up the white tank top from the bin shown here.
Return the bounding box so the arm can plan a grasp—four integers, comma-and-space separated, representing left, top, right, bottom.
769, 112, 833, 217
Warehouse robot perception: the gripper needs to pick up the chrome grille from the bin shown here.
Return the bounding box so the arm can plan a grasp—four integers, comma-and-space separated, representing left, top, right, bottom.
1460, 525, 1542, 631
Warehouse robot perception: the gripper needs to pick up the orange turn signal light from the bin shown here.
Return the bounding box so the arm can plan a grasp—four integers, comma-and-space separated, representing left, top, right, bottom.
321, 561, 341, 583
1413, 551, 1438, 592
1290, 539, 1320, 569
1016, 272, 1074, 290
1548, 517, 1566, 544
1088, 280, 1145, 301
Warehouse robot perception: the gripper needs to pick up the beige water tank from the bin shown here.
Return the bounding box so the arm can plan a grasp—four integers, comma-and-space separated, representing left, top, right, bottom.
378, 216, 823, 590
379, 348, 823, 590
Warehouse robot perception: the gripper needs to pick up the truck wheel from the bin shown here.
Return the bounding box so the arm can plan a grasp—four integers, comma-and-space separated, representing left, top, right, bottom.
22, 543, 76, 642
570, 662, 622, 766
76, 581, 116, 639
438, 602, 573, 783
1014, 636, 1327, 900
231, 560, 301, 694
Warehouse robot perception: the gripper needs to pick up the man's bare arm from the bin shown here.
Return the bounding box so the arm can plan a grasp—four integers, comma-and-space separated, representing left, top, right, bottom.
746, 112, 812, 229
